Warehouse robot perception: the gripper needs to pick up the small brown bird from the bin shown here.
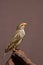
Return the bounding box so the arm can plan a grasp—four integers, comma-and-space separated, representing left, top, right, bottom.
5, 22, 27, 53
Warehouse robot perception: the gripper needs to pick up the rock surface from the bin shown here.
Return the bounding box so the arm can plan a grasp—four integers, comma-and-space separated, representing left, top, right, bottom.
5, 50, 36, 65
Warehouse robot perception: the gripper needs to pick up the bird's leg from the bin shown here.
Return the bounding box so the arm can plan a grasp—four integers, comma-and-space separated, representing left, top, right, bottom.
15, 45, 20, 50
12, 45, 19, 52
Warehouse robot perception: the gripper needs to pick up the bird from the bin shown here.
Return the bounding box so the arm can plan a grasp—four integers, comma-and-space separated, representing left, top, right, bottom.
5, 22, 27, 53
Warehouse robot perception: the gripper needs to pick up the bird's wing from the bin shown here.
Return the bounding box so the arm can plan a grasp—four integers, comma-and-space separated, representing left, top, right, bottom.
10, 32, 20, 43
5, 32, 21, 53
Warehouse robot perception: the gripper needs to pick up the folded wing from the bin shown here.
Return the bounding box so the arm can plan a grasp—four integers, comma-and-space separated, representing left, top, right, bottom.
5, 33, 21, 53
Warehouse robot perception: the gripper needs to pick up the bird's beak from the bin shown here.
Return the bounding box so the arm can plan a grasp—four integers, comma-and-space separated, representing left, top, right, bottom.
23, 23, 27, 27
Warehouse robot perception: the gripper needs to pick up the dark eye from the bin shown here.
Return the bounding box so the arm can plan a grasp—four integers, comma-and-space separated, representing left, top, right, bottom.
21, 25, 23, 26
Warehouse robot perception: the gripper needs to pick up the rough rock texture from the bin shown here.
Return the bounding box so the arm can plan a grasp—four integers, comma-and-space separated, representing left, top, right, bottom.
5, 50, 36, 65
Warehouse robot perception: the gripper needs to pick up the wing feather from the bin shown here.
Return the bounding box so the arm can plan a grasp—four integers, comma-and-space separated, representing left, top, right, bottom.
5, 33, 21, 53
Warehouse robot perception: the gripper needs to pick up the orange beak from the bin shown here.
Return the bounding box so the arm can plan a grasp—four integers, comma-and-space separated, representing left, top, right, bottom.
23, 22, 27, 26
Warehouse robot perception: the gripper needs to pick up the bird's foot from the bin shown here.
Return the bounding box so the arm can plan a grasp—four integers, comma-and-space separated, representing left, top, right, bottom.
12, 48, 20, 52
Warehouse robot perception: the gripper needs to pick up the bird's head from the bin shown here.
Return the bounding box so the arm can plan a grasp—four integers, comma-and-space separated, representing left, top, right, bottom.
16, 22, 27, 30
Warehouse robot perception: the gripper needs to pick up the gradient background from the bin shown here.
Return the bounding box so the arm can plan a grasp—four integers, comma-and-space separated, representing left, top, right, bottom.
0, 0, 43, 65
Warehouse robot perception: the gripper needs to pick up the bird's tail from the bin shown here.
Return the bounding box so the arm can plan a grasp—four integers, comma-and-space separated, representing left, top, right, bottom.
4, 42, 15, 56
5, 48, 10, 53
3, 49, 8, 56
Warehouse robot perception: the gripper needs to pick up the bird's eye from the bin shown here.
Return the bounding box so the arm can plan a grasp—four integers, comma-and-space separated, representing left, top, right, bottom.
21, 25, 23, 26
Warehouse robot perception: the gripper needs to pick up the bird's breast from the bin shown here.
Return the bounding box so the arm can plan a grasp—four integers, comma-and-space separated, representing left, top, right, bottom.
19, 29, 25, 38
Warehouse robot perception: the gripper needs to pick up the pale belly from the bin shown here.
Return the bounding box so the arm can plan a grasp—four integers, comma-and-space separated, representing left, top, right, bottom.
19, 29, 25, 38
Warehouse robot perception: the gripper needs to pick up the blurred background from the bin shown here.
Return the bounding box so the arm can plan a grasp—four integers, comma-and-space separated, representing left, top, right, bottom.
0, 0, 43, 65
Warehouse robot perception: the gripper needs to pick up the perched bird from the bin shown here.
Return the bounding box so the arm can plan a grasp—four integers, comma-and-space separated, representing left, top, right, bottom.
5, 22, 27, 53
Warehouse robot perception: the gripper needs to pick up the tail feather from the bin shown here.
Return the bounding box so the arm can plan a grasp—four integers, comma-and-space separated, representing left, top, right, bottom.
4, 48, 11, 56
4, 42, 15, 54
5, 48, 11, 53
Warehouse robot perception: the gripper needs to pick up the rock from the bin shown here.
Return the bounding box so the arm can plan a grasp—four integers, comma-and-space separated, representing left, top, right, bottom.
5, 50, 36, 65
